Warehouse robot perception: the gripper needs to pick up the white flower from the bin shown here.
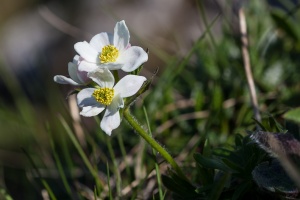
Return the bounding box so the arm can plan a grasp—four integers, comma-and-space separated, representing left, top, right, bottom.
77, 68, 146, 135
74, 20, 148, 73
54, 55, 90, 85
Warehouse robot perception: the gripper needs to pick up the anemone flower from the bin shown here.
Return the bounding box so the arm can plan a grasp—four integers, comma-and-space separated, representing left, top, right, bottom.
54, 55, 90, 85
77, 68, 146, 135
74, 20, 148, 73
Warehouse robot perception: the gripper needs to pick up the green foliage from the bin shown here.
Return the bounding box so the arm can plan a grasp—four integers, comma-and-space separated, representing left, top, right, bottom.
158, 1, 300, 197
0, 187, 13, 200
161, 170, 199, 200
284, 108, 300, 124
163, 118, 300, 199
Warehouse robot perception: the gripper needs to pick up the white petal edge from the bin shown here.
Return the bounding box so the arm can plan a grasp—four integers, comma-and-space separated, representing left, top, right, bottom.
90, 32, 113, 52
74, 41, 99, 63
113, 20, 130, 52
78, 60, 98, 73
111, 93, 124, 110
77, 88, 97, 107
77, 70, 89, 84
100, 106, 121, 136
53, 75, 81, 86
80, 105, 105, 117
117, 46, 148, 72
88, 68, 114, 88
68, 62, 81, 83
114, 75, 146, 98
101, 62, 123, 70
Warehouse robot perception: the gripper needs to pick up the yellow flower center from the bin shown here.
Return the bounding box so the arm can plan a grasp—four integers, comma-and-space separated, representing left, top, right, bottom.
92, 88, 114, 105
99, 45, 119, 63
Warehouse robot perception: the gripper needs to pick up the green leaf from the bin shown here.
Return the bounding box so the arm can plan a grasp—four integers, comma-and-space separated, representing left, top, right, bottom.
208, 172, 230, 200
169, 170, 197, 194
232, 181, 252, 200
267, 114, 286, 133
211, 84, 223, 110
284, 108, 300, 124
161, 175, 183, 195
234, 134, 244, 148
0, 187, 13, 200
194, 153, 230, 172
222, 158, 243, 173
195, 164, 214, 186
130, 64, 144, 75
203, 139, 212, 157
195, 184, 212, 194
252, 118, 267, 131
161, 171, 199, 199
270, 9, 300, 41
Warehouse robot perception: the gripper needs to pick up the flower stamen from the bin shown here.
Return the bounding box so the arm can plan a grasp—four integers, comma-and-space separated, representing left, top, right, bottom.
100, 45, 119, 63
93, 88, 114, 105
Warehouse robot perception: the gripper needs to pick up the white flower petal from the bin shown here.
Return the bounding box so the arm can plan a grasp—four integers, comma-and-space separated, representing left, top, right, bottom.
53, 75, 82, 86
78, 60, 98, 73
77, 88, 97, 107
114, 75, 146, 98
72, 55, 81, 64
117, 46, 148, 72
100, 105, 121, 136
90, 32, 113, 52
74, 41, 99, 63
77, 70, 89, 83
77, 88, 105, 117
101, 63, 123, 70
68, 62, 81, 83
88, 68, 114, 88
113, 20, 130, 52
111, 93, 124, 110
80, 106, 105, 117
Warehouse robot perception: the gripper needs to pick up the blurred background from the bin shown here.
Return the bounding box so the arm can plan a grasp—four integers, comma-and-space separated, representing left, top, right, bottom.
0, 0, 216, 82
0, 0, 221, 110
1, 0, 300, 199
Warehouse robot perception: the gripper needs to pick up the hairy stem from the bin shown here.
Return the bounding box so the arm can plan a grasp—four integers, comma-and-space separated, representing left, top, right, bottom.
123, 109, 187, 181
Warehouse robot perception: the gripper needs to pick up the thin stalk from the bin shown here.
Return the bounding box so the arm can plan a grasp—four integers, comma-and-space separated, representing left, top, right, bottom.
196, 0, 217, 49
45, 123, 72, 196
50, 139, 72, 196
123, 109, 187, 181
143, 106, 164, 200
21, 148, 57, 200
117, 134, 132, 178
106, 136, 122, 197
238, 8, 261, 122
106, 162, 113, 200
42, 180, 57, 200
113, 70, 120, 83
59, 116, 103, 193
208, 173, 230, 200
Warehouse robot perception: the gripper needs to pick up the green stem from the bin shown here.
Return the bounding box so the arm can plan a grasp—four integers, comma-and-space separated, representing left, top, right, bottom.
143, 106, 164, 200
123, 109, 187, 181
106, 136, 121, 197
113, 70, 119, 83
59, 116, 103, 193
196, 0, 217, 49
